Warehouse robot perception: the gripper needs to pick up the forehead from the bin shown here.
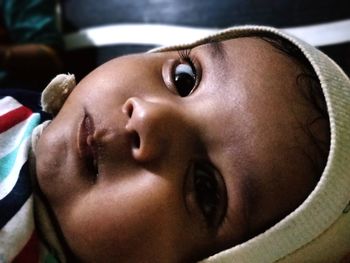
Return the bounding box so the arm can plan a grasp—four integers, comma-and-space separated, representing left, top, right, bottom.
200, 37, 306, 159
189, 37, 300, 97
190, 37, 304, 127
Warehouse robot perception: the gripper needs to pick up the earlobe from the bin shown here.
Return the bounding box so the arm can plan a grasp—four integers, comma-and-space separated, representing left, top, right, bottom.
41, 73, 76, 116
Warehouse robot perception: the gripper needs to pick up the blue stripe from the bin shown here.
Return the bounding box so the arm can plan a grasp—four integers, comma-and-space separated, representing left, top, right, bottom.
0, 161, 31, 228
0, 113, 40, 182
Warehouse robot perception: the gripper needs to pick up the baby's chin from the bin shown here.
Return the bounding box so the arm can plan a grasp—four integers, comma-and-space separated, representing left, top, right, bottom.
31, 121, 59, 194
31, 120, 52, 155
30, 119, 52, 190
29, 120, 70, 262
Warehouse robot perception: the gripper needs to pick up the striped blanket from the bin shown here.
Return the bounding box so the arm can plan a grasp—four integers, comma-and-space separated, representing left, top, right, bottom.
0, 96, 41, 262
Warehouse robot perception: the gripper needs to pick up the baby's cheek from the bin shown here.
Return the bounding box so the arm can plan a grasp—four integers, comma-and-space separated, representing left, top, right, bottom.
57, 193, 128, 261
58, 179, 184, 262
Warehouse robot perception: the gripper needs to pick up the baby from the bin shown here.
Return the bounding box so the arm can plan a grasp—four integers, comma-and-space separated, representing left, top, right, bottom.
1, 25, 350, 262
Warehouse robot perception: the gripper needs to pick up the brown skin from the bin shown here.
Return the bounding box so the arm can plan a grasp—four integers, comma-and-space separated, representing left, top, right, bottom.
35, 38, 321, 262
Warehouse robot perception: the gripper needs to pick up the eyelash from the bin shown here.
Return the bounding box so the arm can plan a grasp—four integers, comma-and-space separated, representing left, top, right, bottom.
178, 49, 196, 68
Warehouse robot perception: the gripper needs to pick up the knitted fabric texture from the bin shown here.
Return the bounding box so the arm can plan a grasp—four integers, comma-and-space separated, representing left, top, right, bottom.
152, 26, 350, 263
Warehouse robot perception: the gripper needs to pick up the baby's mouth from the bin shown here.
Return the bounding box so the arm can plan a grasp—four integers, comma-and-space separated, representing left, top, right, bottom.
78, 113, 99, 176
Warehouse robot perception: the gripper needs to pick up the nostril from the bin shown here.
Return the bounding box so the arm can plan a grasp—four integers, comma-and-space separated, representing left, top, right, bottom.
131, 131, 140, 149
123, 100, 134, 118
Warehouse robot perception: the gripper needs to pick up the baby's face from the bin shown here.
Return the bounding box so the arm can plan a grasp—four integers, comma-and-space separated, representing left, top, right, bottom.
35, 38, 318, 262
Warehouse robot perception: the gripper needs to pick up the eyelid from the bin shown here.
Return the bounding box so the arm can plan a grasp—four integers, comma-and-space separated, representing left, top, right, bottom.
162, 58, 177, 94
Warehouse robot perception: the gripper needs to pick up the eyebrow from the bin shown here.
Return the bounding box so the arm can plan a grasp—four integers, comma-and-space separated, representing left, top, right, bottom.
207, 41, 227, 63
240, 170, 256, 223
204, 41, 229, 83
231, 167, 257, 240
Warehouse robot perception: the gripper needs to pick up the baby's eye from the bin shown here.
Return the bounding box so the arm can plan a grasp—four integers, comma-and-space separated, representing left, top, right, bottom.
173, 63, 197, 97
172, 50, 198, 97
192, 162, 226, 227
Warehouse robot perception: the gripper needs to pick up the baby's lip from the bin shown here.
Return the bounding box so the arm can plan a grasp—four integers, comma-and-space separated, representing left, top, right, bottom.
77, 112, 98, 175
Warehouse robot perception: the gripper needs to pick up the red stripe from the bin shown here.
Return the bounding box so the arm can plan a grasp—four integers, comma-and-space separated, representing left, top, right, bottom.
13, 231, 40, 263
0, 106, 32, 133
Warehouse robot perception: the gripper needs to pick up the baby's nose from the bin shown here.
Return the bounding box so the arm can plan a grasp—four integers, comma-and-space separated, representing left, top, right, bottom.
122, 97, 171, 163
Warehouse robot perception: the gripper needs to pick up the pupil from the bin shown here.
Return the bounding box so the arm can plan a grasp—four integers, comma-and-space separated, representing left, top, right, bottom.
195, 173, 218, 214
175, 72, 195, 97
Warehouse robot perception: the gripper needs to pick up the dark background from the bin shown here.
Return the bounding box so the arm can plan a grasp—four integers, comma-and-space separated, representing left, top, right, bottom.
59, 0, 350, 80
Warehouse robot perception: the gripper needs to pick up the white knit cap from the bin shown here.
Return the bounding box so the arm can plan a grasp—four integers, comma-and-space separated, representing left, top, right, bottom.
152, 26, 350, 262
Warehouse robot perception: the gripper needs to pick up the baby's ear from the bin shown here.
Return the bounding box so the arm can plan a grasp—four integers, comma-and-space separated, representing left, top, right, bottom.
41, 73, 76, 116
